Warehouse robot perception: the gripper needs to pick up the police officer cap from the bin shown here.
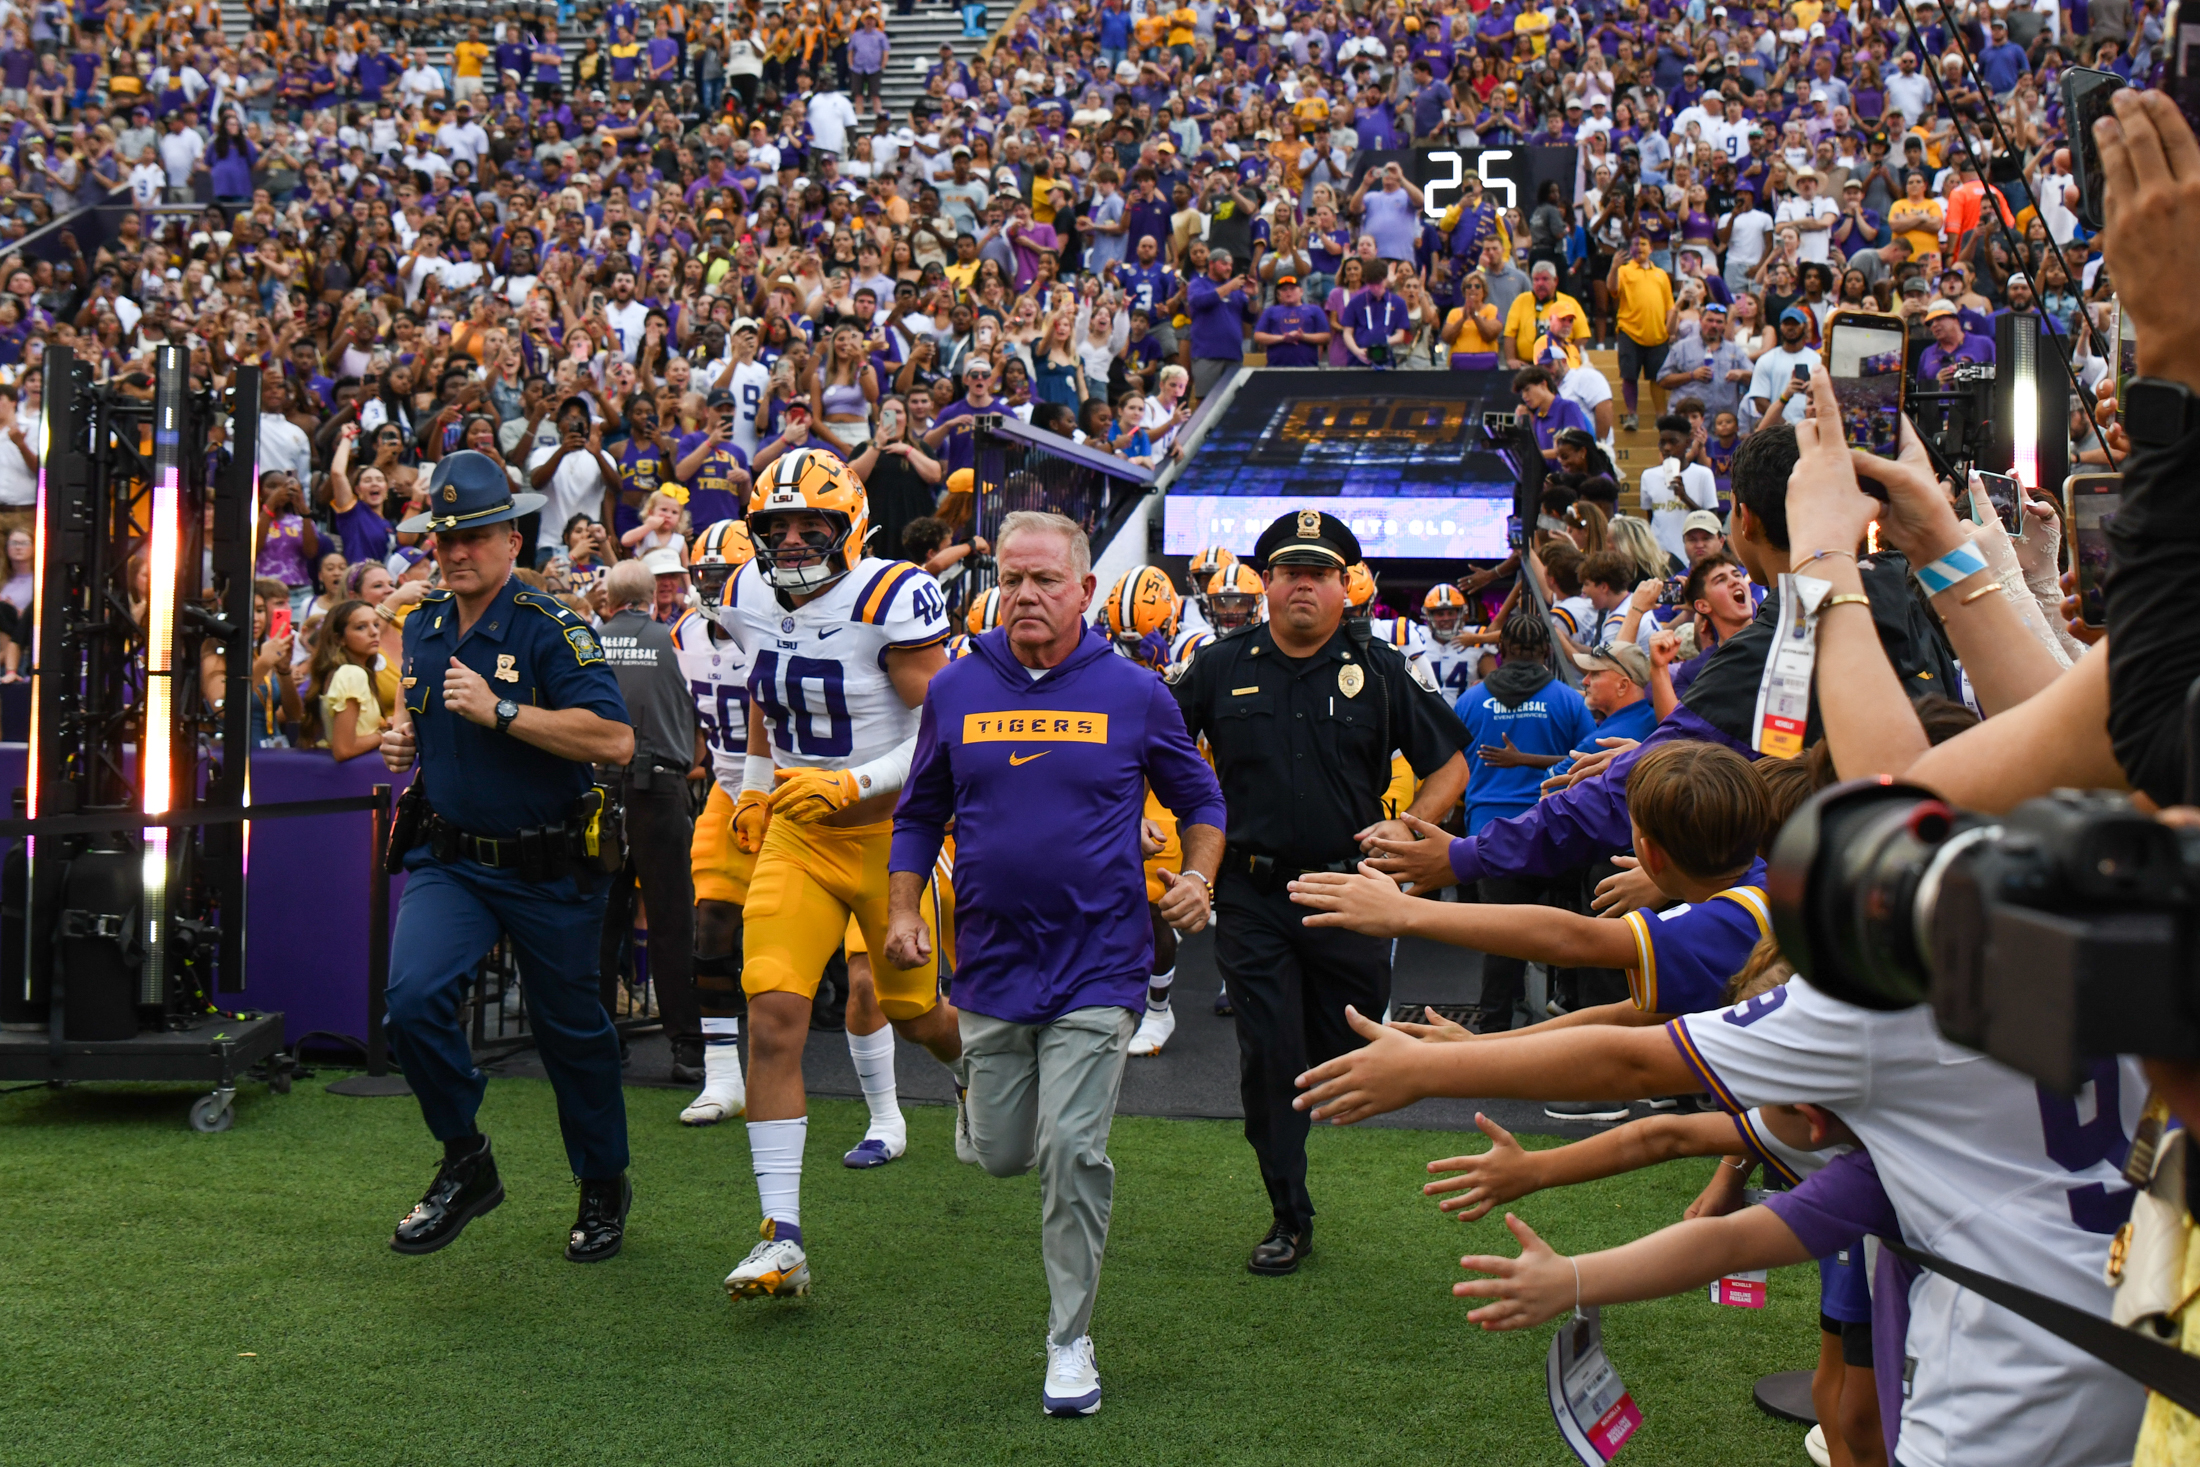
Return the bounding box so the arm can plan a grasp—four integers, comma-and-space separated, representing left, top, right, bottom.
1253, 508, 1362, 572
397, 449, 547, 534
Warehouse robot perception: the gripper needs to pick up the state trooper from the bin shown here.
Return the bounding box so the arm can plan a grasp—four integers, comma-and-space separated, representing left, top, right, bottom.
378, 450, 639, 1263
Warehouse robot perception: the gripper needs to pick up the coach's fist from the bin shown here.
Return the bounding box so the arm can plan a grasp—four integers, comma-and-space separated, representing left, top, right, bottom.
1154, 866, 1210, 933
883, 909, 931, 971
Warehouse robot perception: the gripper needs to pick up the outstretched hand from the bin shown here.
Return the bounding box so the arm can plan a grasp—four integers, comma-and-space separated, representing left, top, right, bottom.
1425, 1113, 1540, 1221
1293, 1004, 1429, 1124
1456, 1213, 1578, 1331
1388, 1004, 1476, 1043
1290, 861, 1418, 936
1358, 810, 1458, 891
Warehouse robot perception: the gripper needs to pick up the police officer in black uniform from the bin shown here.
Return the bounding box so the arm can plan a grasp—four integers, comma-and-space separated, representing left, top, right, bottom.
378, 450, 640, 1263
1170, 509, 1469, 1276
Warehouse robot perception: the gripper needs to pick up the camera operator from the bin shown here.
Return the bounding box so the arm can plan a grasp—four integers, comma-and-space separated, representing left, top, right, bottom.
1916, 301, 1997, 389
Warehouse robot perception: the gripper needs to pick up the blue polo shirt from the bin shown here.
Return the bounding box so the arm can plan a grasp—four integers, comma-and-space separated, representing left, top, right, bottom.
892, 625, 1226, 1025
1917, 331, 1996, 383
400, 576, 628, 837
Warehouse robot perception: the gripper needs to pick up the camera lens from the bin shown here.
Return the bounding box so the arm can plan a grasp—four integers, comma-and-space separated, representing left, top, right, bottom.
1768, 781, 1984, 1011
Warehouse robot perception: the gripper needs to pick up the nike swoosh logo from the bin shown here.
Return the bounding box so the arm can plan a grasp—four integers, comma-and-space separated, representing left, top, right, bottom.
816, 626, 842, 639
1008, 751, 1049, 765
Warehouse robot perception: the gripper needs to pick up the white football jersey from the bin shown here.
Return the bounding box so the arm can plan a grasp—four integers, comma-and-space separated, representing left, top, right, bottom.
1427, 633, 1484, 701
715, 556, 951, 770
1369, 616, 1433, 662
670, 607, 749, 795
1169, 625, 1215, 663
1672, 979, 2146, 1467
1178, 594, 1214, 638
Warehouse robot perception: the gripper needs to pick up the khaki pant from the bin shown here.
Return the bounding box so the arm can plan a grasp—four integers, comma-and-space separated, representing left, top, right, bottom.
960, 1005, 1136, 1346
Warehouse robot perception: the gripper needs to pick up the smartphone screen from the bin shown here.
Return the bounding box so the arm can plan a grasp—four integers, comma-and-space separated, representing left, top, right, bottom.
1827, 313, 1907, 460
2062, 67, 2126, 231
1973, 470, 2023, 538
2066, 472, 2122, 627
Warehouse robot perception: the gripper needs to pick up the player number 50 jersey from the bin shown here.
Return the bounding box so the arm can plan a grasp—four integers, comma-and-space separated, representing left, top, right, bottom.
712, 556, 951, 771
671, 607, 751, 796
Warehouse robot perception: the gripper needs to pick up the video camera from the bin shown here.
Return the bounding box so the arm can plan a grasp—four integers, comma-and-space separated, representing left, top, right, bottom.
1768, 780, 2200, 1093
1908, 361, 1996, 482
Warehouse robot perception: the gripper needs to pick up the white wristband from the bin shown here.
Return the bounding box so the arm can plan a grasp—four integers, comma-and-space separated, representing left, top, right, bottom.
741, 755, 775, 794
846, 733, 918, 801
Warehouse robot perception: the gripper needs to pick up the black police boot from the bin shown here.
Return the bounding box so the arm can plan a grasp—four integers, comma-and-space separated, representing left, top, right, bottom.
670, 1036, 706, 1085
391, 1134, 504, 1255
566, 1172, 632, 1263
1247, 1218, 1311, 1276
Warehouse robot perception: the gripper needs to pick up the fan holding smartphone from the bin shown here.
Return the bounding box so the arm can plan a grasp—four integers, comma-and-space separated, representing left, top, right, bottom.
1824, 310, 1907, 464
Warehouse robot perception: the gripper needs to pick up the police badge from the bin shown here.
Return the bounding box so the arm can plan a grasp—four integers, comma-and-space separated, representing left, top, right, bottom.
1338, 664, 1364, 697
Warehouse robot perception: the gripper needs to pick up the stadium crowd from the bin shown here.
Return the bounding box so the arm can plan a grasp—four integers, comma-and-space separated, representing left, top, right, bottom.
21, 0, 2198, 1459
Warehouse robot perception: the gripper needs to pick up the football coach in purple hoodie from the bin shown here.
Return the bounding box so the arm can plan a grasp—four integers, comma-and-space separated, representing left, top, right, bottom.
885, 509, 1225, 1419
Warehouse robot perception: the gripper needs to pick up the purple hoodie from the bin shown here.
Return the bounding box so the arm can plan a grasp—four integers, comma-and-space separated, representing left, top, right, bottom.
892, 625, 1226, 1026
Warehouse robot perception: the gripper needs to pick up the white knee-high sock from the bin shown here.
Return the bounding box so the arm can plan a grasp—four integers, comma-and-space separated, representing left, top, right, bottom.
748, 1117, 808, 1235
1146, 965, 1176, 1011
846, 1025, 904, 1141
701, 1016, 742, 1092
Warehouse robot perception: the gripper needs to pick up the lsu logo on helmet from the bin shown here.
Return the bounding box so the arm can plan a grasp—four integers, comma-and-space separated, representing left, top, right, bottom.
1104, 564, 1180, 667
749, 448, 869, 592
1186, 545, 1236, 608
966, 586, 1002, 635
689, 519, 756, 606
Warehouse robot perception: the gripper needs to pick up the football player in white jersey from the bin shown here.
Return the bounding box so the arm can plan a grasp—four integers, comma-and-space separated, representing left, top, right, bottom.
1291, 983, 2148, 1467
671, 520, 757, 1126
1420, 585, 1486, 701
708, 449, 959, 1301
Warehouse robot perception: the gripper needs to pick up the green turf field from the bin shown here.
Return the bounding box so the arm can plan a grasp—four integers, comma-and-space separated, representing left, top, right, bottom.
0, 1077, 1820, 1466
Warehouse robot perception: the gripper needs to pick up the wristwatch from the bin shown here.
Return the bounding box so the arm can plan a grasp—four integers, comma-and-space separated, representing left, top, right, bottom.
2123, 377, 2200, 451
494, 698, 520, 735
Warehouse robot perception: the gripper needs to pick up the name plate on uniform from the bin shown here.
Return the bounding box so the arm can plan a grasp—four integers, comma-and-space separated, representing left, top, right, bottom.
961, 712, 1109, 744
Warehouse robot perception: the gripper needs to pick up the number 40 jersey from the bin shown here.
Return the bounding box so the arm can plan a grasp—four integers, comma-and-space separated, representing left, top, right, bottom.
711, 555, 952, 771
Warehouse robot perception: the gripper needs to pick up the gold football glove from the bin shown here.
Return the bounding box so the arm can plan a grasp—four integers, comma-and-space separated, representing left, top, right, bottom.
770, 766, 863, 822
733, 788, 772, 853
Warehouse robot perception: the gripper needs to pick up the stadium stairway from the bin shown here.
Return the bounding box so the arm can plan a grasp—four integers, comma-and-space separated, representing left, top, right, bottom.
1591, 344, 1665, 512
879, 1, 1012, 122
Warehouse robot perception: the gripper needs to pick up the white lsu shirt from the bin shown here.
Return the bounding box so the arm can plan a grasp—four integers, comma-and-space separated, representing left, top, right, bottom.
1426, 633, 1483, 700
670, 607, 751, 795
713, 555, 951, 771
1671, 979, 2146, 1467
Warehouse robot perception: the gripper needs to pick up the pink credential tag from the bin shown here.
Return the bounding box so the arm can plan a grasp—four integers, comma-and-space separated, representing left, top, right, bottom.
1549, 1306, 1644, 1462
1709, 1270, 1769, 1308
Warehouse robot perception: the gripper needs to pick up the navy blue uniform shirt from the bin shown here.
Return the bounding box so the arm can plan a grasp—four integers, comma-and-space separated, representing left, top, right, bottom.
401, 575, 629, 836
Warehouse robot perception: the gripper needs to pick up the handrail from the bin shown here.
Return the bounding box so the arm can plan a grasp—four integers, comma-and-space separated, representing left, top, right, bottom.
978, 0, 1040, 60
979, 409, 1156, 488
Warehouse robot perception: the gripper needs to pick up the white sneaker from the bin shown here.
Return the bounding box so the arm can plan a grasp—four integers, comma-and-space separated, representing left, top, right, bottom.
1804, 1423, 1831, 1467
723, 1220, 810, 1300
953, 1058, 980, 1165
1042, 1335, 1102, 1416
1127, 1003, 1175, 1056
679, 1044, 747, 1126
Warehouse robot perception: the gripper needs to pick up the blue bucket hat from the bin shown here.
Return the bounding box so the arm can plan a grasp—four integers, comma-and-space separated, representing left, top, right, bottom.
397, 449, 546, 534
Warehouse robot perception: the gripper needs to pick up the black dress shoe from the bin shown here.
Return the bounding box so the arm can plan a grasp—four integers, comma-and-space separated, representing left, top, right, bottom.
391, 1136, 504, 1255
566, 1173, 632, 1263
670, 1037, 706, 1085
1247, 1219, 1311, 1276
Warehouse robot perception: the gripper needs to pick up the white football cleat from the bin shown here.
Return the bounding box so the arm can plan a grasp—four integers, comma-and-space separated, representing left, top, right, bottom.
1043, 1335, 1102, 1416
679, 1044, 746, 1125
1805, 1423, 1831, 1467
1127, 1003, 1175, 1056
723, 1220, 810, 1300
